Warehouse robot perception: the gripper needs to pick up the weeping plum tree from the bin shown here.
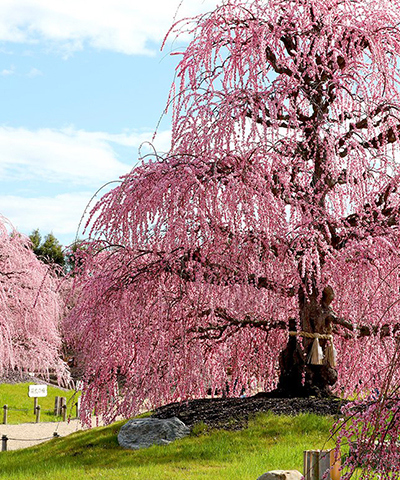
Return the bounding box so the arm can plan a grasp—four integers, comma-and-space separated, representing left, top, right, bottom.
67, 0, 400, 422
0, 216, 65, 377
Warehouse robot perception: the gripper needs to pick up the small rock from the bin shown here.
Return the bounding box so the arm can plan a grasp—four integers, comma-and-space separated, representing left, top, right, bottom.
257, 470, 303, 480
118, 417, 190, 450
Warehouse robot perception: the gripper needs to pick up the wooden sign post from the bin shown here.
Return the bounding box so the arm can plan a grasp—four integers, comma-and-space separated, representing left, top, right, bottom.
28, 385, 48, 420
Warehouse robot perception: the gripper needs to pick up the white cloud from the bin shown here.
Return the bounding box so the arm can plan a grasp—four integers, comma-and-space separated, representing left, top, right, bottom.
0, 192, 93, 241
27, 67, 42, 77
0, 126, 171, 186
0, 0, 219, 56
0, 125, 172, 244
0, 65, 15, 76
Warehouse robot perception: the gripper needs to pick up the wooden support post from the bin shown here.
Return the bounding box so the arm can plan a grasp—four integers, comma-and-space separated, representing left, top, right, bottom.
311, 450, 319, 479
60, 396, 67, 420
329, 450, 342, 480
33, 397, 38, 415
54, 396, 60, 416
1, 435, 7, 452
2, 405, 7, 425
61, 404, 67, 422
35, 405, 41, 423
303, 449, 341, 480
319, 450, 331, 479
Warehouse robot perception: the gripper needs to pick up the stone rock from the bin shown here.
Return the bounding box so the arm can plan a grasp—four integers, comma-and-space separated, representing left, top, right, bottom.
118, 417, 190, 450
257, 470, 303, 480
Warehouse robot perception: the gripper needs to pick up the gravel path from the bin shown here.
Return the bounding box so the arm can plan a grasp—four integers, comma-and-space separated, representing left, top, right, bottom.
0, 418, 103, 451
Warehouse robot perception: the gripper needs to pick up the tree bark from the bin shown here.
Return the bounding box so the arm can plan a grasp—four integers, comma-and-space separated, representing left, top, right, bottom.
276, 318, 305, 396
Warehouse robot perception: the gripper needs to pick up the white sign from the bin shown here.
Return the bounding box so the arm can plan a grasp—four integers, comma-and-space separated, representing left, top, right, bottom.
28, 385, 48, 398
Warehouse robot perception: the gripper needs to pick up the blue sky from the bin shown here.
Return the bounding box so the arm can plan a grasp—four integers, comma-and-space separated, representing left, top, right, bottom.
0, 0, 218, 246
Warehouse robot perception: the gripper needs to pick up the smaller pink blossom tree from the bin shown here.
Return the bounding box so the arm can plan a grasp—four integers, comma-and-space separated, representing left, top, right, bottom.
0, 216, 65, 377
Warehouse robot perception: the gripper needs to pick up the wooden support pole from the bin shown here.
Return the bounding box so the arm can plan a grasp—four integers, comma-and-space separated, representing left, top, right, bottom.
35, 405, 41, 423
54, 396, 60, 416
319, 450, 331, 479
303, 449, 341, 480
1, 435, 7, 452
304, 450, 309, 479
2, 405, 7, 425
329, 450, 342, 480
33, 397, 38, 416
311, 450, 319, 480
59, 396, 67, 420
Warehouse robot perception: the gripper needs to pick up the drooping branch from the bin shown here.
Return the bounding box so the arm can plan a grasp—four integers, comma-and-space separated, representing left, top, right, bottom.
194, 306, 400, 341
193, 306, 287, 340
118, 246, 298, 297
332, 315, 400, 339
338, 116, 400, 158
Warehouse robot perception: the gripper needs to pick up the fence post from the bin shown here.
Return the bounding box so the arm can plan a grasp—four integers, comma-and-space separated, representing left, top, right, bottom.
303, 449, 341, 480
61, 404, 67, 422
35, 405, 41, 423
33, 397, 38, 415
59, 396, 67, 420
1, 435, 7, 452
76, 397, 81, 418
2, 405, 7, 425
54, 396, 60, 416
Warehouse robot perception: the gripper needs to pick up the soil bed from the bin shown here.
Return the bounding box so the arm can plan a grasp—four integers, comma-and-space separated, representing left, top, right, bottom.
153, 394, 348, 430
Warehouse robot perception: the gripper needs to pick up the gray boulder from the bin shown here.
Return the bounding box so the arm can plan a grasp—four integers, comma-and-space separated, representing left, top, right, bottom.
257, 470, 303, 480
118, 417, 190, 450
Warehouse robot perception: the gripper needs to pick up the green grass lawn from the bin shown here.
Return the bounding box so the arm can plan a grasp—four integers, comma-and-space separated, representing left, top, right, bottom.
0, 412, 340, 480
0, 383, 80, 424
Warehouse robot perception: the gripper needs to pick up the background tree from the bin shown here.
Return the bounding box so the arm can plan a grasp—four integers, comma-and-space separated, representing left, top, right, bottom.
64, 238, 87, 275
0, 217, 65, 377
29, 229, 65, 270
66, 0, 400, 429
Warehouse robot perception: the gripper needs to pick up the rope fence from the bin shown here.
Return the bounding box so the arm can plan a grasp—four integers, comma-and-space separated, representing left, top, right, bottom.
5, 435, 56, 442
1, 432, 61, 451
1, 388, 83, 451
4, 407, 66, 413
2, 396, 81, 425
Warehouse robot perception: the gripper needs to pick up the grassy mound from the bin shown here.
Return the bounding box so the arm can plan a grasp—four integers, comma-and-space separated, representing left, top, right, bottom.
0, 413, 337, 480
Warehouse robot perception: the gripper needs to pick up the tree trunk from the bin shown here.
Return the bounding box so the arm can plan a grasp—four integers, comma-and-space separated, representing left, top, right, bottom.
277, 286, 338, 397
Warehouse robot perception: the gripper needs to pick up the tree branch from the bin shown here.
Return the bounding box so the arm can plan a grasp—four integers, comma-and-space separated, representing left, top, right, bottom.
193, 306, 287, 340
332, 315, 400, 339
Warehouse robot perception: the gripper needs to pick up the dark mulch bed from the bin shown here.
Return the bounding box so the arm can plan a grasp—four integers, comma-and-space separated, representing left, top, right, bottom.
153, 394, 348, 430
